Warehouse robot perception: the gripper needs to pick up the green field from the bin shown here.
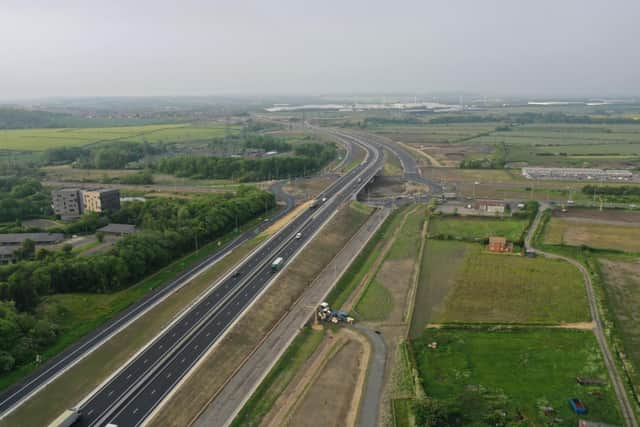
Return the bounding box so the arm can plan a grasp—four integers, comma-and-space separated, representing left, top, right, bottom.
356, 204, 427, 322
412, 240, 589, 329
0, 123, 238, 151
411, 328, 622, 426
428, 215, 528, 242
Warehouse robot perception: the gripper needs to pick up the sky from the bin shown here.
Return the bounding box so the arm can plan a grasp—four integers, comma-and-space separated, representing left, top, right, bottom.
1, 0, 639, 99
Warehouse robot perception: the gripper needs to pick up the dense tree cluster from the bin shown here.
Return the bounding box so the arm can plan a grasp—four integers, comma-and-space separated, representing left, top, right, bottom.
0, 187, 274, 372
582, 185, 640, 203
155, 142, 337, 181
76, 141, 165, 169
0, 300, 57, 372
0, 108, 79, 129
102, 169, 154, 185
243, 134, 291, 152
582, 185, 640, 197
0, 177, 52, 222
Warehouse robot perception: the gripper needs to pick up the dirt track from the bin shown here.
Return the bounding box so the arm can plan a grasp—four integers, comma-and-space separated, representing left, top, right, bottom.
263, 328, 371, 427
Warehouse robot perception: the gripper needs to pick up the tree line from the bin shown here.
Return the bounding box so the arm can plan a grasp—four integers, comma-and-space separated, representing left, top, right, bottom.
155, 142, 337, 181
0, 177, 52, 222
45, 141, 165, 169
0, 187, 274, 373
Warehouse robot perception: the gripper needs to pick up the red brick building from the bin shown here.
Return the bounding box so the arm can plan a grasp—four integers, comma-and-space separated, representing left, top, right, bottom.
488, 236, 513, 253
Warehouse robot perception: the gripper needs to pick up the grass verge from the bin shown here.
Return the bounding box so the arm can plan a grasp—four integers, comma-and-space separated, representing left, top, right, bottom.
230, 327, 325, 427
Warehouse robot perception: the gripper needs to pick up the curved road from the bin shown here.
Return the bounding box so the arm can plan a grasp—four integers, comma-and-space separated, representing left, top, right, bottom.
353, 325, 386, 427
526, 205, 638, 427
74, 128, 383, 427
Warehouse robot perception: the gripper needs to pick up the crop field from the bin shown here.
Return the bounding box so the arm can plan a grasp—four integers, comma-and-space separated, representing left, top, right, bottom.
598, 257, 640, 389
544, 209, 640, 253
369, 123, 500, 144
368, 121, 640, 168
428, 215, 528, 242
412, 240, 589, 328
0, 123, 237, 151
411, 328, 622, 425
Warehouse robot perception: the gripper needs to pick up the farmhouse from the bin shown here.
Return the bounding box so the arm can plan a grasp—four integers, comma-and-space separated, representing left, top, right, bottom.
488, 236, 513, 253
475, 200, 506, 214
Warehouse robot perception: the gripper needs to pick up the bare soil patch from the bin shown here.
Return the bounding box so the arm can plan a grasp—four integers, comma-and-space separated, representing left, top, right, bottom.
284, 336, 368, 427
283, 175, 337, 202
553, 207, 640, 224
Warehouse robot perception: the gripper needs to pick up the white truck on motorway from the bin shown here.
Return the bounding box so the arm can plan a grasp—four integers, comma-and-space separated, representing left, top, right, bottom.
271, 256, 284, 272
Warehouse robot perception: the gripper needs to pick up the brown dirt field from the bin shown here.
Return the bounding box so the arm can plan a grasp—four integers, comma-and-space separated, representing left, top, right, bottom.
375, 258, 415, 324
263, 328, 370, 427
284, 338, 367, 427
262, 201, 312, 236
146, 203, 372, 427
553, 207, 640, 224
545, 216, 640, 253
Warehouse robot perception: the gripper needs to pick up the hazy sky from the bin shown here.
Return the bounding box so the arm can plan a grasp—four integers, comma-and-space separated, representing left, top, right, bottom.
1, 0, 638, 99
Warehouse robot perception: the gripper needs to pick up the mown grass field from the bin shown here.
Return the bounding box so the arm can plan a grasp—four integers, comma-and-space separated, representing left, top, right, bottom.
411, 328, 622, 426
544, 216, 640, 253
356, 204, 427, 322
428, 215, 528, 242
0, 123, 237, 151
413, 240, 589, 327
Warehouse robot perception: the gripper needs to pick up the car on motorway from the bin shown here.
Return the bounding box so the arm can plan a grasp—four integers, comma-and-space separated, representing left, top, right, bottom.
295, 232, 302, 239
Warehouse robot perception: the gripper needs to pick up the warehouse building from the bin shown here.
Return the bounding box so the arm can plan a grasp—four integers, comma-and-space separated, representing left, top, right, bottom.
522, 167, 634, 182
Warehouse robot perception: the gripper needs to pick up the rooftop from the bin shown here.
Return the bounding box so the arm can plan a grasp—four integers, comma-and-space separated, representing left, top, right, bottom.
98, 223, 136, 234
0, 233, 65, 245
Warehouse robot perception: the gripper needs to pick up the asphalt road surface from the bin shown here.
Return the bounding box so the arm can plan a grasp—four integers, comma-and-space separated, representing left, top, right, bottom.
0, 189, 294, 420
75, 128, 383, 427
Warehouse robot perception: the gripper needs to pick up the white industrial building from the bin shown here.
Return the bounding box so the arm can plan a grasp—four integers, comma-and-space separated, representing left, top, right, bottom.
522, 167, 634, 182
